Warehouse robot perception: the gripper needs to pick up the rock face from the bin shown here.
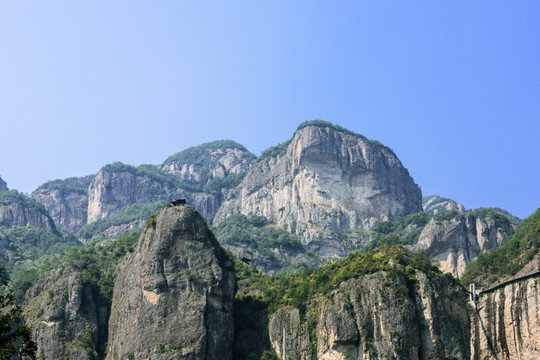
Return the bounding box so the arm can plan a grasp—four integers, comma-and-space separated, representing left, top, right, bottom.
471, 274, 540, 360
423, 195, 465, 214
268, 270, 470, 359
106, 205, 235, 360
0, 175, 8, 191
0, 191, 57, 232
413, 213, 514, 277
32, 176, 93, 233
161, 142, 254, 194
87, 165, 175, 223
216, 125, 422, 257
23, 267, 105, 360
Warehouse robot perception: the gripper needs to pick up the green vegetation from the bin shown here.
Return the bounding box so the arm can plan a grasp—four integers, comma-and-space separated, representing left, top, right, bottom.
0, 267, 37, 359
235, 245, 440, 315
257, 120, 399, 163
162, 140, 256, 193
365, 212, 432, 249
101, 162, 179, 189
77, 201, 166, 241
0, 190, 50, 217
257, 139, 292, 162
461, 208, 540, 287
35, 175, 94, 195
0, 226, 77, 272
213, 214, 303, 261
295, 120, 397, 157
10, 230, 140, 304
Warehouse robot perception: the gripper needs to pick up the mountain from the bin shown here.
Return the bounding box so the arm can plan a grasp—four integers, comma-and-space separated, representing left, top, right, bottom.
0, 190, 76, 269
29, 140, 256, 243
106, 205, 235, 359
216, 121, 422, 257
422, 195, 465, 214
412, 209, 516, 277
234, 246, 470, 359
462, 208, 540, 359
32, 176, 94, 233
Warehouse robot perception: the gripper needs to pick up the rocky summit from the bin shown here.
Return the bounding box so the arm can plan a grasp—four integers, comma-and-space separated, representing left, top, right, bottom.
106, 205, 236, 360
216, 123, 422, 257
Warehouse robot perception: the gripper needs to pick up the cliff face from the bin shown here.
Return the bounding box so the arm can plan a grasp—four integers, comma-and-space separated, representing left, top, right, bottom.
423, 195, 465, 214
216, 125, 422, 257
31, 176, 93, 233
87, 167, 175, 223
32, 188, 89, 233
0, 175, 8, 191
0, 191, 57, 233
161, 144, 254, 193
413, 213, 514, 277
471, 274, 540, 360
268, 271, 470, 360
106, 206, 236, 360
23, 267, 106, 360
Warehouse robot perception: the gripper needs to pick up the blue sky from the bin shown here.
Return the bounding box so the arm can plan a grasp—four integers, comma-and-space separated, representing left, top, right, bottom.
0, 1, 539, 218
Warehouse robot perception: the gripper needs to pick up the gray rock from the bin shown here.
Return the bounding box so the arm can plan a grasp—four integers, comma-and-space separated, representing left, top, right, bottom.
412, 213, 514, 277
106, 205, 235, 360
0, 175, 8, 191
422, 195, 465, 214
216, 125, 422, 257
0, 191, 57, 232
23, 267, 103, 360
268, 270, 470, 359
32, 186, 90, 233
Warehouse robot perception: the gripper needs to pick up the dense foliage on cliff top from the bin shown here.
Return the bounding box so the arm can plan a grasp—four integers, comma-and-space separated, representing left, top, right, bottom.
101, 162, 179, 189
10, 230, 140, 303
0, 190, 50, 217
0, 226, 76, 272
235, 245, 440, 314
213, 214, 303, 259
77, 200, 166, 241
34, 175, 94, 195
365, 208, 515, 250
461, 207, 540, 287
258, 120, 398, 162
162, 140, 256, 193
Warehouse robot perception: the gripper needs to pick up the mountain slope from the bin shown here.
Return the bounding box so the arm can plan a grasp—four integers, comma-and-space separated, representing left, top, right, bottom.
216, 121, 422, 258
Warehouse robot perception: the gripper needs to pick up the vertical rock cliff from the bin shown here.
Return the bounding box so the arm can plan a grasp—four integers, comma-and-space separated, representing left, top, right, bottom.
267, 270, 470, 360
0, 190, 58, 233
106, 205, 236, 360
216, 123, 422, 257
31, 176, 94, 233
471, 274, 540, 360
413, 212, 515, 277
23, 267, 105, 360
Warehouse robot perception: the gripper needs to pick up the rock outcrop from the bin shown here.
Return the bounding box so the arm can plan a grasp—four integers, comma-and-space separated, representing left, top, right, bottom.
0, 190, 57, 233
423, 195, 465, 214
32, 176, 93, 233
0, 175, 8, 191
106, 205, 235, 360
216, 124, 422, 257
161, 141, 255, 196
23, 267, 106, 360
268, 270, 470, 359
413, 212, 515, 277
471, 274, 540, 360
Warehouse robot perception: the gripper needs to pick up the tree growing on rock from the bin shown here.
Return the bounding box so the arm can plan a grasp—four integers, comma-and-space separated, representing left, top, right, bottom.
0, 267, 37, 359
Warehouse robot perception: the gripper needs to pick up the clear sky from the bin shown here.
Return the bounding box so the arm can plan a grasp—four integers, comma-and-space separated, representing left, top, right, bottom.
0, 2, 539, 219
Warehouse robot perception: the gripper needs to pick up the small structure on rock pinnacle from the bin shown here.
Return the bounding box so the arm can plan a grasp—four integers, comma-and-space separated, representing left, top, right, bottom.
171, 199, 186, 206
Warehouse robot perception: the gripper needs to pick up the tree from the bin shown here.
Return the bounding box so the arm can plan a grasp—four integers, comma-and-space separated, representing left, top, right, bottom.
0, 267, 37, 359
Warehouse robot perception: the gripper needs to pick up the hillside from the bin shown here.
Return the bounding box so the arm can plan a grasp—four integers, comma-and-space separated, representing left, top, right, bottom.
461, 207, 540, 287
